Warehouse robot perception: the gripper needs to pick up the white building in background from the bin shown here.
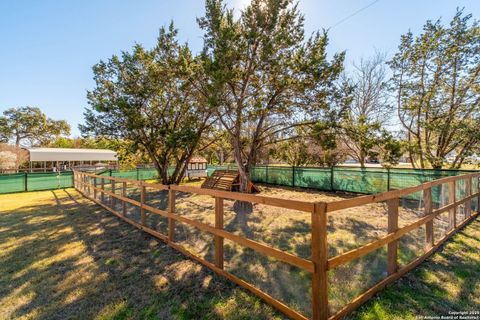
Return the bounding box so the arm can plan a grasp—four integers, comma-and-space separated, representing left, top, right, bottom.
26, 148, 118, 172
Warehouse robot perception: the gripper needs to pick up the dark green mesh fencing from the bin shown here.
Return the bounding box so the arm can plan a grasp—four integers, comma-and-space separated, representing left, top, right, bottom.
99, 168, 158, 180
0, 172, 74, 194
0, 173, 26, 193
2, 166, 476, 195
27, 172, 74, 191
332, 167, 389, 194
0, 169, 158, 194
209, 165, 478, 197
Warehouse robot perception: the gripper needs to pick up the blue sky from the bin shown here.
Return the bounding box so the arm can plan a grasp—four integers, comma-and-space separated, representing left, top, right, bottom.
1, 0, 479, 136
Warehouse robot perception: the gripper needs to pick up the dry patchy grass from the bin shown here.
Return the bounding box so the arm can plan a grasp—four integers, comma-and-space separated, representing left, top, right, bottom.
1, 182, 476, 319
0, 189, 284, 320
91, 181, 441, 315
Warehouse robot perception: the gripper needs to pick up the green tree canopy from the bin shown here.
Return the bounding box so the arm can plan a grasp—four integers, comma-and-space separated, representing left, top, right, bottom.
81, 24, 214, 184
389, 9, 480, 169
0, 106, 70, 147
199, 0, 345, 191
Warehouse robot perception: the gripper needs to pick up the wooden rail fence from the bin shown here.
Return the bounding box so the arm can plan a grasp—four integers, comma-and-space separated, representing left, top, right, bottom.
73, 170, 480, 320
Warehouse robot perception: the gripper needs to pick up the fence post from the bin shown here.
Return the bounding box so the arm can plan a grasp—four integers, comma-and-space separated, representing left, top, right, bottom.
24, 172, 28, 192
109, 169, 112, 177
111, 180, 116, 209
477, 177, 480, 214
87, 175, 91, 195
214, 197, 224, 269
265, 165, 269, 184
137, 168, 140, 181
424, 187, 434, 249
387, 198, 399, 275
140, 183, 146, 225
330, 167, 334, 191
465, 177, 472, 218
94, 177, 97, 200
292, 166, 295, 188
101, 178, 105, 203
387, 168, 391, 191
311, 202, 328, 320
448, 180, 456, 230
122, 182, 127, 216
168, 188, 176, 242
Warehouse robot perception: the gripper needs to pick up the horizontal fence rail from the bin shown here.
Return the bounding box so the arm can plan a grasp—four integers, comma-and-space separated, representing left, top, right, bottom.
72, 170, 480, 320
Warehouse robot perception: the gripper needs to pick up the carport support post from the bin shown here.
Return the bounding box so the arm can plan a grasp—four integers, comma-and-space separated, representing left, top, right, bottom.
387, 198, 399, 275
311, 202, 328, 320
168, 189, 176, 242
214, 197, 224, 269
424, 187, 434, 249
448, 180, 456, 229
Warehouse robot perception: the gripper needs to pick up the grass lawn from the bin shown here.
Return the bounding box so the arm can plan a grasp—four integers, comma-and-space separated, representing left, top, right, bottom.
1, 187, 478, 319
0, 189, 284, 320
349, 217, 480, 320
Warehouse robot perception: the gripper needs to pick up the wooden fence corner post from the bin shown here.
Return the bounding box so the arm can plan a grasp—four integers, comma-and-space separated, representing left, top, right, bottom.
424, 187, 434, 250
214, 197, 224, 269
387, 198, 399, 275
448, 180, 456, 230
312, 202, 328, 320
140, 182, 146, 225
168, 188, 176, 243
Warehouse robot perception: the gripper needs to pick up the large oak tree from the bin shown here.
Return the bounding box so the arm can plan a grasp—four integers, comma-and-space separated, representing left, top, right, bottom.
0, 106, 70, 147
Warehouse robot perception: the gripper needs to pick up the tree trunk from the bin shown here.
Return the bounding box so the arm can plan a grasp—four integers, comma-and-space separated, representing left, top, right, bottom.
359, 151, 366, 169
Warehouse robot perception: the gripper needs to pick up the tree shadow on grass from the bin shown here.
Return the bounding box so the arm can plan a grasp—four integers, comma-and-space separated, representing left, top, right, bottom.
0, 189, 284, 320
347, 219, 480, 319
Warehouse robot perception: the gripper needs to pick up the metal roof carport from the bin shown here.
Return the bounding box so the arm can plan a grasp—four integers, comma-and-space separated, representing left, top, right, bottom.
26, 148, 117, 172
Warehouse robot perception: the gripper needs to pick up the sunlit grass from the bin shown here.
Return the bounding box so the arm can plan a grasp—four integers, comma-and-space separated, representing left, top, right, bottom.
349, 218, 480, 319
0, 189, 283, 320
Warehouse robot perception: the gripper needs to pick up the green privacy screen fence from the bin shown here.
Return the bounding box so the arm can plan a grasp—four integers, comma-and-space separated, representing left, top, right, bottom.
248, 165, 478, 194
0, 172, 74, 194
0, 168, 159, 194
1, 165, 477, 197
